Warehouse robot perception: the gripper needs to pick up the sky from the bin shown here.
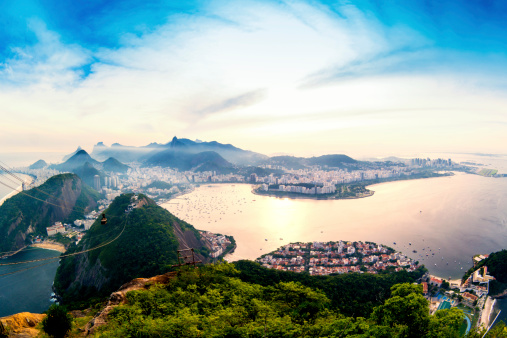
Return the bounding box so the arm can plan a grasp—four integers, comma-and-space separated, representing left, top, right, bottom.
1, 0, 507, 158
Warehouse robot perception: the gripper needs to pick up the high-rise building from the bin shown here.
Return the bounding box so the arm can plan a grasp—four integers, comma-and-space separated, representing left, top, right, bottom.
94, 175, 101, 190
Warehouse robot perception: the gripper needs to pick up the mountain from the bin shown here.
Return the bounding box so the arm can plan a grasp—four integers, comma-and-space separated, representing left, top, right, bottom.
144, 149, 234, 172
160, 137, 268, 165
71, 162, 104, 189
305, 154, 357, 167
28, 159, 47, 169
62, 146, 83, 162
0, 174, 99, 253
265, 154, 358, 169
268, 155, 307, 169
92, 137, 268, 165
51, 150, 100, 172
91, 142, 162, 162
102, 157, 130, 173
53, 194, 210, 303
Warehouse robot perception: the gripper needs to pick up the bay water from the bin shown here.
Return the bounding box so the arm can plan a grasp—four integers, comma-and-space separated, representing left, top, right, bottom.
0, 248, 60, 317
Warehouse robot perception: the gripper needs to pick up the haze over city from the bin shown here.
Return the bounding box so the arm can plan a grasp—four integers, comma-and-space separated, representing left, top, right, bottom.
1, 0, 507, 157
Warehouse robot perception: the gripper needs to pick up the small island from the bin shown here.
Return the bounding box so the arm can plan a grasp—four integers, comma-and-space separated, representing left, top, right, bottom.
257, 240, 421, 275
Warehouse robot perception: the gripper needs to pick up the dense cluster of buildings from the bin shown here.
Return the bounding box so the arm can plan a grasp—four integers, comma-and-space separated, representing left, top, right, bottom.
257, 241, 420, 276
199, 231, 233, 258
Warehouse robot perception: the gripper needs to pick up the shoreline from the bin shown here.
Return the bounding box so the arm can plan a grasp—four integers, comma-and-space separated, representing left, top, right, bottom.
251, 172, 455, 201
29, 243, 66, 253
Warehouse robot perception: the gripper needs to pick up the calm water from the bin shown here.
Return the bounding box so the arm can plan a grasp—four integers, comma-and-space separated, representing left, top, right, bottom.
164, 172, 507, 280
0, 248, 60, 317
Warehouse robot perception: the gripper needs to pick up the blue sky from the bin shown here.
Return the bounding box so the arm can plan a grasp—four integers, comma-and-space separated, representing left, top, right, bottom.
1, 0, 507, 157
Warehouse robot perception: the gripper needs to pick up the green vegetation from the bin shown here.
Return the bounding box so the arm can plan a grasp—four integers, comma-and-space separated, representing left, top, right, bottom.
234, 260, 426, 318
54, 194, 210, 305
94, 263, 463, 337
145, 180, 174, 189
51, 233, 73, 247
41, 304, 73, 338
0, 174, 99, 252
478, 168, 498, 177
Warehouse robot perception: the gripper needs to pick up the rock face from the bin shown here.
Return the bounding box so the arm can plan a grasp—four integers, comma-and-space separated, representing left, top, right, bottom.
0, 174, 99, 253
85, 271, 178, 335
0, 312, 45, 338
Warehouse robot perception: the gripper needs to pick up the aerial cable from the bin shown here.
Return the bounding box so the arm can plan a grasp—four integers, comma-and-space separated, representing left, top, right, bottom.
0, 179, 88, 213
0, 164, 24, 183
0, 171, 23, 186
0, 226, 122, 256
0, 213, 129, 266
0, 160, 89, 213
0, 260, 57, 279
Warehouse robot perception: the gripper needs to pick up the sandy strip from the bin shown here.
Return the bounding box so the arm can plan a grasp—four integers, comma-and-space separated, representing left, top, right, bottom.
30, 243, 66, 253
480, 296, 495, 328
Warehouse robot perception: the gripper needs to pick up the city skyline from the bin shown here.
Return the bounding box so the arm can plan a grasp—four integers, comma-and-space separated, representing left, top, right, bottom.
1, 1, 507, 158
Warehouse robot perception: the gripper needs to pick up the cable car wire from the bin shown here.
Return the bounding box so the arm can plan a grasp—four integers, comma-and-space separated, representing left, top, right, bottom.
0, 260, 57, 279
0, 214, 129, 266
0, 163, 89, 213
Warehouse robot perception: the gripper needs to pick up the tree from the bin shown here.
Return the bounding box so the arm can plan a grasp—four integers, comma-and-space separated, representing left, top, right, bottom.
42, 304, 73, 338
371, 283, 430, 337
426, 308, 463, 338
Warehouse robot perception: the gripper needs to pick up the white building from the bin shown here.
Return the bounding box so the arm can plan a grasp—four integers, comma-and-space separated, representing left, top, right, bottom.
46, 222, 65, 236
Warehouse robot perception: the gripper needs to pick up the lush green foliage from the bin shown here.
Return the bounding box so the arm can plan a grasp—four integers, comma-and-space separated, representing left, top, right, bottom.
234, 260, 426, 317
54, 194, 210, 304
95, 263, 462, 338
42, 304, 73, 338
145, 180, 174, 189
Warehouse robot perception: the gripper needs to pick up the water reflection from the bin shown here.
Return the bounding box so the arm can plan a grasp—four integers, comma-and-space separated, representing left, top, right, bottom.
164, 173, 507, 279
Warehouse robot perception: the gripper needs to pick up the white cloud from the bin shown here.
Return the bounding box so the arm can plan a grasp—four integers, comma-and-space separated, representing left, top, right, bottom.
0, 19, 91, 88
0, 1, 506, 156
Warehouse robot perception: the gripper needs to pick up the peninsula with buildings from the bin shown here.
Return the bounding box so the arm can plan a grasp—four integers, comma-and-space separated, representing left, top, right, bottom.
257, 240, 421, 275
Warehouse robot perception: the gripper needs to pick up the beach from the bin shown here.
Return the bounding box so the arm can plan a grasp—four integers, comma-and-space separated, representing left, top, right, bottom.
29, 242, 66, 253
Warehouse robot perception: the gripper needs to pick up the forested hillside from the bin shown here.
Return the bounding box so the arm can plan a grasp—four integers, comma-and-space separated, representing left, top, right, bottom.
93, 263, 463, 337
54, 194, 210, 304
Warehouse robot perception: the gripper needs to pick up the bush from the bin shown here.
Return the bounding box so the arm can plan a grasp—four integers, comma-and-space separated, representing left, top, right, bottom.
42, 304, 73, 338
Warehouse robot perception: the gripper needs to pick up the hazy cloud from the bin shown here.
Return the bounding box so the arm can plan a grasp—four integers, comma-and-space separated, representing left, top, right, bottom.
192, 89, 267, 116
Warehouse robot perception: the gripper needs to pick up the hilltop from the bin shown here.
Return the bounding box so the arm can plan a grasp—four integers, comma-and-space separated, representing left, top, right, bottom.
0, 173, 99, 253
53, 194, 211, 304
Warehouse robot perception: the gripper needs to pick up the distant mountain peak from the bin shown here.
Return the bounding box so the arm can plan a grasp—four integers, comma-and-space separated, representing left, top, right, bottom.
95, 142, 105, 147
